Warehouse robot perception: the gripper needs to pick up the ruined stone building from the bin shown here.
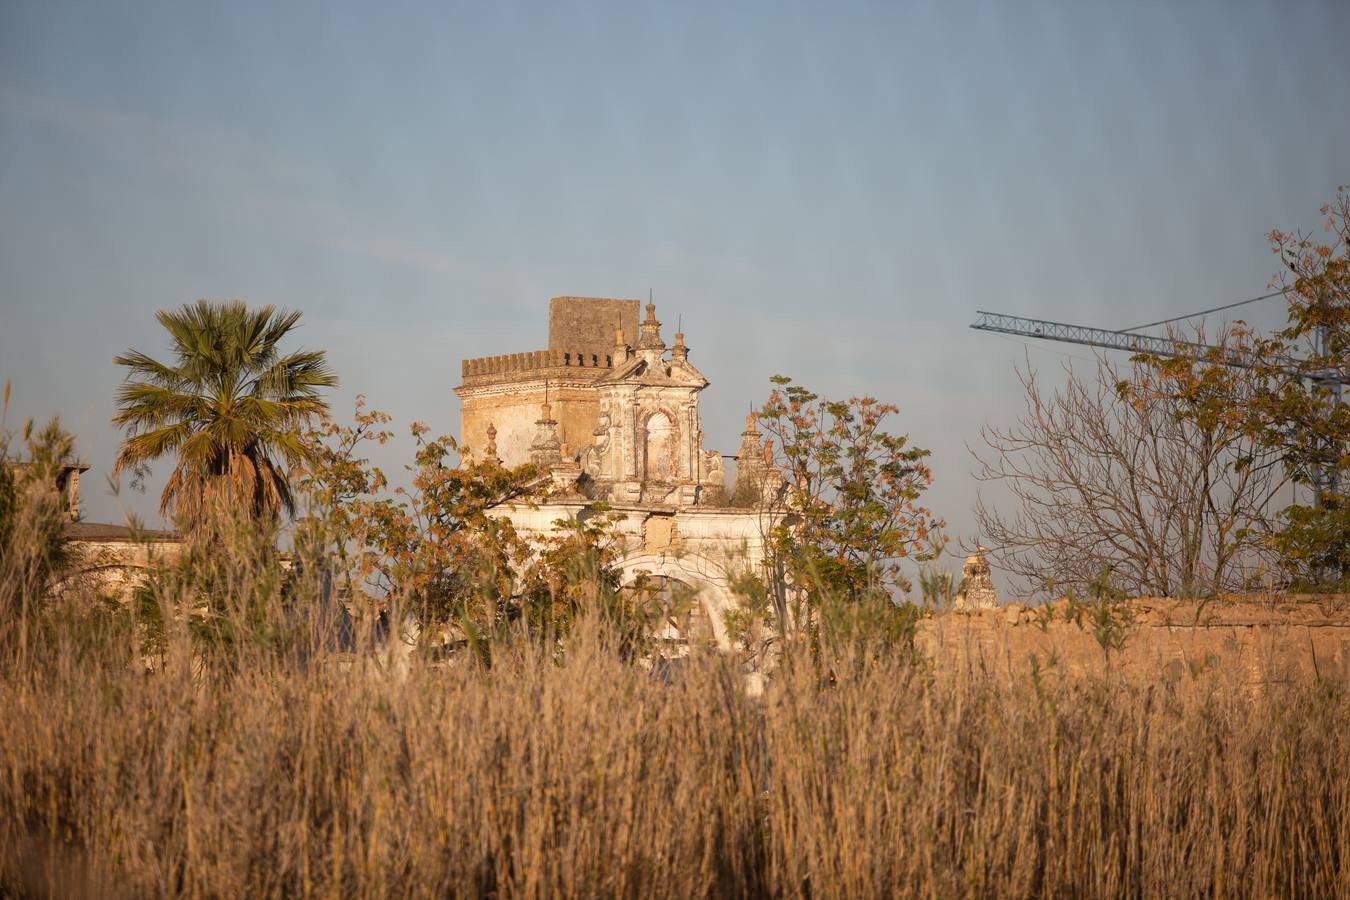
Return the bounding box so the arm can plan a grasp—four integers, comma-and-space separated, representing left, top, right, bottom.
5, 459, 182, 600
456, 296, 777, 648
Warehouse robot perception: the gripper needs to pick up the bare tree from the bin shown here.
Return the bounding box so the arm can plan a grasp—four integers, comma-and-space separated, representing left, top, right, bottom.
972, 346, 1287, 599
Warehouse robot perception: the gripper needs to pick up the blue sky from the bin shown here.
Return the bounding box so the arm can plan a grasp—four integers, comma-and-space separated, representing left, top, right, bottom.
2, 0, 1347, 580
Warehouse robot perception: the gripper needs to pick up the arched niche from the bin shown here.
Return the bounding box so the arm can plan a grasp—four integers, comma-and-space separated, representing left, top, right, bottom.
642, 410, 678, 482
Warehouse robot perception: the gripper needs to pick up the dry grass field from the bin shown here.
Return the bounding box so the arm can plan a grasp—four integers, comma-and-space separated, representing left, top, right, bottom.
1, 450, 1346, 898
1, 588, 1348, 898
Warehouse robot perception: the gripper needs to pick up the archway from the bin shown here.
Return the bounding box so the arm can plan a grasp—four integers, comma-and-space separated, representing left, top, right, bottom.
617, 552, 738, 651
629, 574, 715, 647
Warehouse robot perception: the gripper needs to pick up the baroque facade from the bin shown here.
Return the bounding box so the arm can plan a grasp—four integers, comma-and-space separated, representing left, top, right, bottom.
456, 296, 776, 648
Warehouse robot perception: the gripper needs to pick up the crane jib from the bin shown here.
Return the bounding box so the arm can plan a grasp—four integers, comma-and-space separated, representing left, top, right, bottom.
969, 311, 1345, 385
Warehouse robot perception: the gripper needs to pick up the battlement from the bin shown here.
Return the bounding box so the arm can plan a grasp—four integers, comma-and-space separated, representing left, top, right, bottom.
461, 348, 617, 378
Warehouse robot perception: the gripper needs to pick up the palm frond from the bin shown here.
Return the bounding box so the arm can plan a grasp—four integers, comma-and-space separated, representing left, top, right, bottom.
112, 383, 206, 429
254, 350, 338, 398
116, 300, 333, 528
112, 349, 184, 387
114, 421, 197, 474
259, 308, 303, 354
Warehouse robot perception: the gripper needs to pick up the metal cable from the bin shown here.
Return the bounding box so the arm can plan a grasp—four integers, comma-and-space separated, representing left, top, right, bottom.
1119, 288, 1287, 333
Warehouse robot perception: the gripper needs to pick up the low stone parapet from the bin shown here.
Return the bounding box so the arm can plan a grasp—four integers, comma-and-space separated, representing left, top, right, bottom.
919, 594, 1350, 686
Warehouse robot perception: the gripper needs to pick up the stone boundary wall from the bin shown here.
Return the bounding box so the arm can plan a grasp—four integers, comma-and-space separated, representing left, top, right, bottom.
919, 594, 1350, 686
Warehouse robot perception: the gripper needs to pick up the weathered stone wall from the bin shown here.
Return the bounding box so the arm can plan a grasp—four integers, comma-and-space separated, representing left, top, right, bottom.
548, 297, 639, 357
460, 380, 601, 465
456, 297, 643, 467
497, 500, 770, 649
920, 595, 1350, 686
461, 395, 542, 464
58, 538, 184, 603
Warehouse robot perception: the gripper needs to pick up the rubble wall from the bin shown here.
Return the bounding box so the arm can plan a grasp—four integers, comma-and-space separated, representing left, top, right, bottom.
919, 595, 1350, 686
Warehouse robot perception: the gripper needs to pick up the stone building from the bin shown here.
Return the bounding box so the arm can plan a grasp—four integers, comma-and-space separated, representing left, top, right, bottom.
456, 296, 778, 649
457, 297, 640, 467
5, 460, 182, 601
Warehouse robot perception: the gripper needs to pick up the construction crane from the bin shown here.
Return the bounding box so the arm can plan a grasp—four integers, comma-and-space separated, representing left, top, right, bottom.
970, 300, 1345, 498
969, 310, 1267, 370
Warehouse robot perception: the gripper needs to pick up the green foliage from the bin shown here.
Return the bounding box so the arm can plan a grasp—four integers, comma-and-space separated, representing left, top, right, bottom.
1275, 496, 1350, 590
1058, 568, 1134, 663
338, 421, 540, 633
1083, 568, 1134, 661
297, 403, 648, 656
0, 409, 78, 658
113, 299, 337, 531
291, 395, 394, 606
756, 376, 944, 612
917, 562, 954, 611
813, 593, 925, 672
131, 501, 295, 668
1132, 188, 1350, 588
724, 562, 773, 646
518, 509, 657, 657
1244, 190, 1350, 586
0, 419, 74, 573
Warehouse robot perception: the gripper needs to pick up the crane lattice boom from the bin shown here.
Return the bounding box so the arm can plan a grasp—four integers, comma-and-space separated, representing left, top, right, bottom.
969, 310, 1267, 370
970, 310, 1350, 386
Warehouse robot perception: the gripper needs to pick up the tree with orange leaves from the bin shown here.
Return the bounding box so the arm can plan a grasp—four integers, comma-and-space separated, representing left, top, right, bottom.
755, 376, 944, 626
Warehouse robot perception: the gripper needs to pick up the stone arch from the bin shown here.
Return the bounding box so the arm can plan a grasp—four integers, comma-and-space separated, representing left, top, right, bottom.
53, 561, 153, 602
616, 551, 738, 650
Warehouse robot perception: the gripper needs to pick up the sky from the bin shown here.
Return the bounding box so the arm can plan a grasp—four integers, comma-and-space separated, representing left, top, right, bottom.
2, 0, 1348, 590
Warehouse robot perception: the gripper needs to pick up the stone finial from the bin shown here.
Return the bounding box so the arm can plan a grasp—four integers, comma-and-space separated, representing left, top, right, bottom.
671, 330, 688, 361
954, 546, 999, 612
637, 302, 665, 353
485, 422, 499, 464
733, 414, 768, 503
736, 412, 763, 463
530, 403, 562, 466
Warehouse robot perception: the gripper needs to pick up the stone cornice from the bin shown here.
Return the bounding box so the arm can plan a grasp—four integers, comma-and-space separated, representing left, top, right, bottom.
455, 375, 602, 401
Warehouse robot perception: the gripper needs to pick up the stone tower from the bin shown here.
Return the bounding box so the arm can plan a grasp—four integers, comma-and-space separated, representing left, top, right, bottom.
455, 294, 777, 651
455, 297, 639, 465
456, 296, 725, 507
954, 547, 999, 611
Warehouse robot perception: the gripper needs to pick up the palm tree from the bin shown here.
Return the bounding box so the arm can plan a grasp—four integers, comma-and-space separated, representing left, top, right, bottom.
113, 300, 337, 530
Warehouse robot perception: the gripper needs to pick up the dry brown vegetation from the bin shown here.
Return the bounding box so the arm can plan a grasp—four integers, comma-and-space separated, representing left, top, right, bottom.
1, 583, 1348, 898
3, 409, 1348, 898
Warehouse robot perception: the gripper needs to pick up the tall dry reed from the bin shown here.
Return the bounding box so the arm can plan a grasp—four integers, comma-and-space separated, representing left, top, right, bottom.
1, 480, 1346, 898
1, 588, 1347, 898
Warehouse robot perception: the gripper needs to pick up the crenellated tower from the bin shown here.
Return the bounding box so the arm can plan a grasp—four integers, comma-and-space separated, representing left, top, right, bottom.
455, 297, 639, 465
455, 296, 727, 507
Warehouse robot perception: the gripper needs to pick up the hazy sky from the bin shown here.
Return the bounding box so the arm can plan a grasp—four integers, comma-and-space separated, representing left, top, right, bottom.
2, 0, 1347, 587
